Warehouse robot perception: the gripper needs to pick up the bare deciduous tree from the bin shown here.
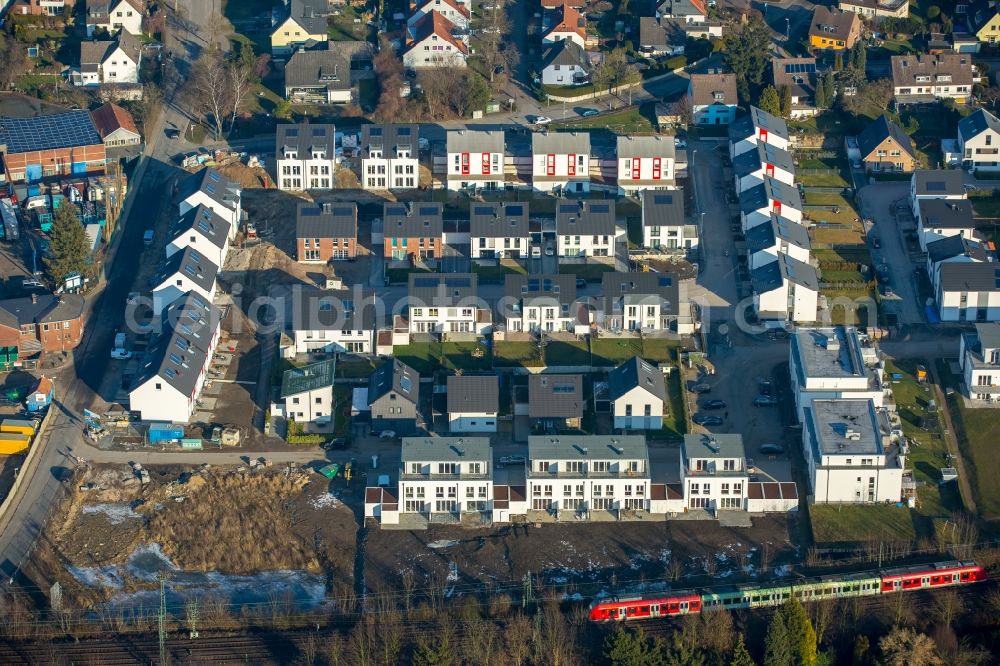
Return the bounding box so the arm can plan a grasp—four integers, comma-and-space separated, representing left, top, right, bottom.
477, 0, 510, 84
190, 45, 231, 140
228, 42, 256, 131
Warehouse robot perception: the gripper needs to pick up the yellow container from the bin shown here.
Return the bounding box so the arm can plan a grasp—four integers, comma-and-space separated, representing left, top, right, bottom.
0, 432, 30, 454
1, 419, 35, 437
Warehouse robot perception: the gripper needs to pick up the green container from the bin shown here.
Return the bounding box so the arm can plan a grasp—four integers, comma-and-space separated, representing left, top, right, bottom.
318, 463, 340, 479
180, 438, 203, 449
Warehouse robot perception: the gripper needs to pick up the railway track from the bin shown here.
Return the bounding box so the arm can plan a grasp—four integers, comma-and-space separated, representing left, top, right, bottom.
0, 633, 289, 664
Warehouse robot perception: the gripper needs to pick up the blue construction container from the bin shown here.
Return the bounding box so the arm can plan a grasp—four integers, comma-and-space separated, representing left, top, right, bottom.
148, 423, 184, 444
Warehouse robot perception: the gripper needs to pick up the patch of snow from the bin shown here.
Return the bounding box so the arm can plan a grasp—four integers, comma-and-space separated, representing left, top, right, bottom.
562, 592, 584, 601
548, 575, 569, 584
82, 503, 141, 524
773, 564, 793, 577
68, 565, 123, 589
310, 492, 340, 509
427, 539, 461, 550
446, 561, 459, 582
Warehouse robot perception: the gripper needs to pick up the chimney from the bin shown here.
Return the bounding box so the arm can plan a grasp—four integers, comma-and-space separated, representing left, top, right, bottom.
30, 293, 37, 304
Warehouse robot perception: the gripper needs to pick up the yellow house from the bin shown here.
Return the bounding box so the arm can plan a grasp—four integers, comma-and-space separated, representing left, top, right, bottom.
969, 0, 1000, 46
808, 6, 861, 51
271, 0, 330, 56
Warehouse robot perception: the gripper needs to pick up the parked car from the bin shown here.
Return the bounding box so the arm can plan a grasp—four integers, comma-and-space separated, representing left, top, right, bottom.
580, 108, 599, 117
377, 430, 397, 439
110, 349, 133, 360
674, 138, 687, 149
322, 438, 348, 450
692, 383, 712, 394
700, 399, 726, 410
534, 116, 552, 125
753, 395, 779, 407
575, 278, 587, 288
500, 455, 526, 465
545, 245, 555, 256
760, 443, 785, 455
165, 128, 180, 140
693, 414, 724, 426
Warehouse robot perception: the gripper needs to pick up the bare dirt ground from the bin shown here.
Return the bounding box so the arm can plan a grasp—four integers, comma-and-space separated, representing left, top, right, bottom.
363, 515, 801, 598
28, 463, 357, 609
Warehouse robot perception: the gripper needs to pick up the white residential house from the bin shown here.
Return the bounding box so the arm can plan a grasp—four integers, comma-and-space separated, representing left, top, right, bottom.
958, 108, 1000, 172
934, 262, 1000, 321
447, 129, 505, 192
891, 53, 974, 104
751, 254, 819, 324
915, 199, 978, 251
128, 292, 221, 424
398, 437, 494, 519
910, 169, 967, 212
789, 327, 887, 420
688, 73, 738, 125
276, 123, 337, 191
175, 168, 241, 240
744, 213, 811, 270
532, 131, 592, 193
959, 323, 1000, 402
360, 124, 420, 190
447, 375, 500, 432
408, 0, 470, 31
682, 434, 749, 511
740, 177, 804, 230
615, 135, 676, 194
165, 204, 231, 269
926, 235, 992, 283
803, 399, 904, 504
729, 106, 791, 158
542, 2, 589, 49
555, 200, 620, 256
86, 0, 143, 37
526, 436, 652, 517
407, 273, 491, 335
597, 272, 680, 333
75, 32, 141, 86
608, 357, 666, 430
151, 247, 219, 317
273, 358, 336, 425
641, 190, 697, 251
289, 287, 377, 356
470, 202, 530, 259
539, 39, 592, 87
403, 11, 469, 69
733, 141, 796, 192
502, 274, 584, 334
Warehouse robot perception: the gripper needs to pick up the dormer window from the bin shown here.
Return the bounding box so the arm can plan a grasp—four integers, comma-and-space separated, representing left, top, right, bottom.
712, 91, 724, 101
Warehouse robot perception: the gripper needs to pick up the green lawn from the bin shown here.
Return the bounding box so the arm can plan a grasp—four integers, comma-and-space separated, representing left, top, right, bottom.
386, 266, 430, 284
472, 260, 527, 283
813, 248, 873, 265
332, 386, 351, 439
394, 341, 491, 374
552, 104, 658, 134
328, 6, 371, 41
820, 269, 866, 283
804, 192, 853, 206
544, 340, 591, 366
494, 341, 543, 368
335, 357, 380, 379
811, 504, 919, 545
970, 196, 1000, 219
558, 263, 616, 281
590, 338, 676, 365
887, 359, 963, 518
661, 366, 687, 439
797, 172, 850, 188
936, 360, 1000, 518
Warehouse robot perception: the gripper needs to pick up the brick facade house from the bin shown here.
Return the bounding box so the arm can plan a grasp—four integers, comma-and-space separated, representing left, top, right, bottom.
0, 111, 106, 183
296, 202, 358, 262
0, 294, 85, 357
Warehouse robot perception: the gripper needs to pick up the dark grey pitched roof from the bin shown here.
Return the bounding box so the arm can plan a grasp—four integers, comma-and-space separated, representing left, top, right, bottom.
277, 123, 337, 158
0, 111, 102, 154
608, 356, 666, 401
284, 43, 371, 90
291, 286, 376, 331
556, 200, 616, 235
368, 358, 420, 405
745, 214, 810, 254
857, 115, 914, 161
533, 130, 591, 156
732, 141, 795, 179
171, 204, 230, 250
729, 106, 789, 143
739, 177, 802, 215
447, 375, 499, 414
175, 168, 240, 213
155, 246, 219, 293
131, 291, 219, 397
938, 262, 1000, 292
504, 274, 577, 307
617, 134, 676, 160
927, 236, 990, 264
891, 54, 974, 89
383, 202, 443, 238
657, 0, 707, 18
0, 293, 84, 327
918, 199, 974, 229
448, 129, 505, 154
361, 124, 419, 158
470, 202, 529, 238
639, 16, 685, 48
959, 107, 1000, 143
751, 254, 819, 293
284, 0, 330, 34
541, 39, 590, 70
641, 190, 684, 227
688, 73, 737, 106
408, 273, 478, 307
296, 202, 357, 240
913, 169, 966, 197
974, 322, 1000, 350
808, 6, 859, 41
601, 271, 679, 315
771, 57, 816, 99
528, 374, 583, 418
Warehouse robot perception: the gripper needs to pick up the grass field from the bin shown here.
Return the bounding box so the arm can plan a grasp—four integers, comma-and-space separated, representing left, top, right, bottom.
811, 504, 919, 544
335, 357, 379, 379
472, 260, 527, 283
545, 340, 591, 366
332, 386, 351, 438
494, 341, 543, 367
590, 338, 676, 365
936, 360, 1000, 518
558, 263, 616, 281
810, 226, 865, 245
552, 105, 658, 135
662, 366, 687, 438
394, 341, 491, 374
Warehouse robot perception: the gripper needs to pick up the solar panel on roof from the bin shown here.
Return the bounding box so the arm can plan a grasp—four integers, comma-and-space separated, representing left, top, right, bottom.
286, 128, 299, 137
370, 127, 383, 136
0, 111, 101, 154
590, 204, 610, 213
413, 277, 439, 287
658, 276, 672, 286
419, 206, 439, 216
507, 205, 524, 215
312, 128, 326, 136
559, 204, 577, 213
208, 171, 220, 182
386, 206, 407, 215
927, 182, 945, 191
445, 278, 471, 288
784, 62, 816, 74
653, 194, 674, 205
474, 206, 494, 215
332, 206, 354, 216
398, 127, 411, 135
